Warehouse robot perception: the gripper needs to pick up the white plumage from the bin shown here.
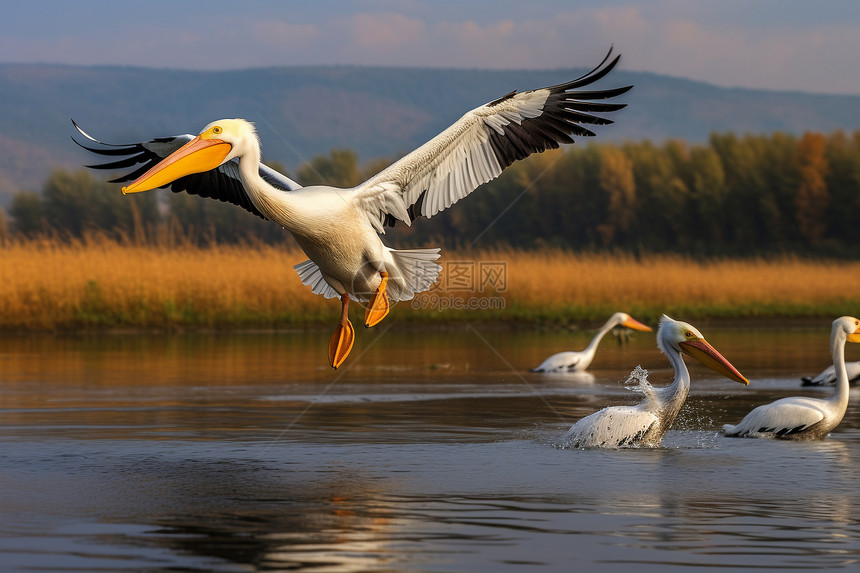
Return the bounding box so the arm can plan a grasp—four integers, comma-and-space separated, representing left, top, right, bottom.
564, 315, 748, 449
563, 365, 661, 447
531, 312, 651, 373
801, 361, 860, 386
722, 316, 860, 440
74, 49, 630, 368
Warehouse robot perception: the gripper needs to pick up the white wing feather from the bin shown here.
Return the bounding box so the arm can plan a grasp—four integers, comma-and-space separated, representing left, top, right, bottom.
531, 351, 585, 373
351, 96, 528, 231
564, 405, 660, 448
721, 397, 827, 437
802, 362, 860, 386
350, 50, 630, 232
293, 259, 340, 300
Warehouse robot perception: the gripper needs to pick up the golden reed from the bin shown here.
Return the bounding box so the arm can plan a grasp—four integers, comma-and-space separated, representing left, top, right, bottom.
0, 237, 857, 329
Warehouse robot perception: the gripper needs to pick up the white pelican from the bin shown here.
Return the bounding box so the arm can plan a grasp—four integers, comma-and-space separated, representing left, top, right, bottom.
73, 50, 631, 369
722, 316, 860, 440
563, 315, 748, 448
801, 361, 860, 387
531, 312, 651, 373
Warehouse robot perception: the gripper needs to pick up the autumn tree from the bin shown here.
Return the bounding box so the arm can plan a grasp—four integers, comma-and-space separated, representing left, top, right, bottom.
0, 206, 8, 243
794, 132, 830, 244
823, 131, 860, 253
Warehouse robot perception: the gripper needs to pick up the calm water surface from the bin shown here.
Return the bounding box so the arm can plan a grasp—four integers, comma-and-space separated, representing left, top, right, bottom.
1, 324, 859, 572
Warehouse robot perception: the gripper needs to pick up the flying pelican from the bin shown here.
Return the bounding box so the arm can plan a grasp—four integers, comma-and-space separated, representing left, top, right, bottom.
531, 312, 651, 373
73, 49, 631, 369
722, 316, 860, 440
563, 315, 748, 448
801, 361, 860, 387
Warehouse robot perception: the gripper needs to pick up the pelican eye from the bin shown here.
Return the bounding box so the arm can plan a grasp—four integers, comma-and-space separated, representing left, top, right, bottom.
685, 331, 694, 338
212, 126, 222, 135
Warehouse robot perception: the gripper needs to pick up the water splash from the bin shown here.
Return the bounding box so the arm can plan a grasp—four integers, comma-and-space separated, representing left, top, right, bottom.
623, 365, 651, 394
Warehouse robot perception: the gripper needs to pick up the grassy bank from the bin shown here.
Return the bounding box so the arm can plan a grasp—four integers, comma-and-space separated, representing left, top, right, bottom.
1, 237, 857, 330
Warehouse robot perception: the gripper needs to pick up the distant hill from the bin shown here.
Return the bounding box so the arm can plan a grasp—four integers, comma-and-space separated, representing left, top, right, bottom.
1, 63, 859, 205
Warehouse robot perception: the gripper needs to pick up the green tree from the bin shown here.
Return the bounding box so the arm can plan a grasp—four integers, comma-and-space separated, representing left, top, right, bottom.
9, 190, 46, 236
296, 149, 362, 187
685, 146, 728, 252
40, 169, 159, 239
596, 146, 636, 245
622, 140, 688, 251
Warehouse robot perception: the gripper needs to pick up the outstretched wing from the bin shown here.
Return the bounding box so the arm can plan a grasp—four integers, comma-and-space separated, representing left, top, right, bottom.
72, 120, 302, 220
352, 48, 631, 233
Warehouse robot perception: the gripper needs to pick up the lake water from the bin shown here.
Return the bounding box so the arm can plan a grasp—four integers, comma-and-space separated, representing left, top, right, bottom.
1, 323, 859, 572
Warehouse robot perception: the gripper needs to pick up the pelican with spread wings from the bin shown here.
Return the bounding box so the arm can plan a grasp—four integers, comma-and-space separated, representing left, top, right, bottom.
74, 49, 631, 368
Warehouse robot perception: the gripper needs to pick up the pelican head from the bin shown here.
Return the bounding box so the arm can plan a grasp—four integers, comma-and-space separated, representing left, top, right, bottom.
122, 119, 257, 194
834, 315, 860, 344
657, 315, 748, 384
609, 312, 652, 332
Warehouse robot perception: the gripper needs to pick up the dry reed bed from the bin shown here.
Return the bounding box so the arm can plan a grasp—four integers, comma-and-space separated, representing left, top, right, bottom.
0, 238, 324, 329
0, 238, 857, 330
498, 249, 856, 311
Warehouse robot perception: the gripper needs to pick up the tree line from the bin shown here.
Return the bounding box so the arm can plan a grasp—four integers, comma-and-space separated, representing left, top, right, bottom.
3, 130, 859, 257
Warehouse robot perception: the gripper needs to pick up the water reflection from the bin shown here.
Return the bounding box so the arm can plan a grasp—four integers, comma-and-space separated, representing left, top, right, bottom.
1, 325, 860, 572
127, 439, 860, 571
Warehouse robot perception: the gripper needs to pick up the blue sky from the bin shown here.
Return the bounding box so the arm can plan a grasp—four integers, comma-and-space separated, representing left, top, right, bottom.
3, 0, 860, 94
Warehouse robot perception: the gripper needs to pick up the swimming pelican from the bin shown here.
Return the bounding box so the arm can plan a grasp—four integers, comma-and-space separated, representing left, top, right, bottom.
801, 361, 860, 387
563, 315, 748, 448
531, 312, 651, 373
722, 316, 860, 440
73, 49, 631, 369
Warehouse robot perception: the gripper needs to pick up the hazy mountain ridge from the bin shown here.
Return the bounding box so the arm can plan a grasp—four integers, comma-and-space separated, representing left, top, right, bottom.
0, 63, 858, 204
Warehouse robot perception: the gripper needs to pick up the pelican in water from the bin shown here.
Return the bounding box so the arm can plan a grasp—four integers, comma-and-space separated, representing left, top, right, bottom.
74, 50, 631, 368
801, 361, 860, 387
531, 312, 652, 373
722, 316, 860, 440
563, 315, 748, 448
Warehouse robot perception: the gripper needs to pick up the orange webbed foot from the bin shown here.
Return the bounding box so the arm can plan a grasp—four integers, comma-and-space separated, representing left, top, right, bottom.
329, 293, 355, 369
329, 319, 355, 369
364, 271, 390, 328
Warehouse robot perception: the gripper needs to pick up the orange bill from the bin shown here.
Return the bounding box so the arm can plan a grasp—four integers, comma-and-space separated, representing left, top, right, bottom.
122, 136, 231, 194
621, 316, 652, 332
679, 338, 749, 385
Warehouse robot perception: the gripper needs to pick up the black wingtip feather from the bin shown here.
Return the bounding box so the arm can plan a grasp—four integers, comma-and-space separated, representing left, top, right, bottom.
71, 137, 141, 157
71, 119, 134, 148
481, 49, 628, 169
84, 155, 147, 171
